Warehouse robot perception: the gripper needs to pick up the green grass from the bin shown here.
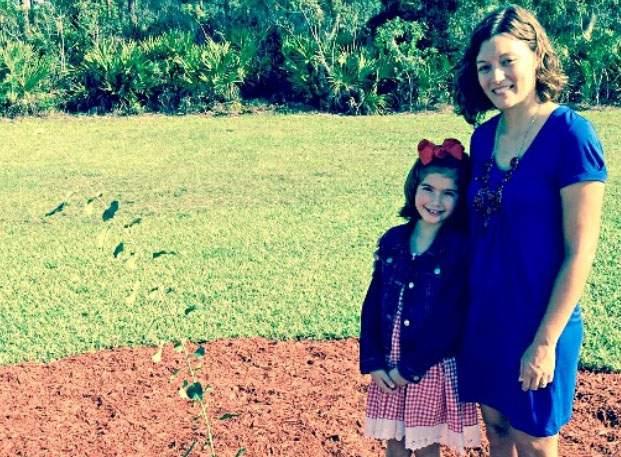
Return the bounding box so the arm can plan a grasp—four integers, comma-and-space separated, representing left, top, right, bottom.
0, 110, 619, 370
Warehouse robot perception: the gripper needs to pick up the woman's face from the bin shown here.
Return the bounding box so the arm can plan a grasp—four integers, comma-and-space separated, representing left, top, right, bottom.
476, 33, 539, 111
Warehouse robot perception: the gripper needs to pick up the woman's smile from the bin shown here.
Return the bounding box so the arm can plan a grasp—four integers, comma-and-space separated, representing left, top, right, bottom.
476, 33, 539, 111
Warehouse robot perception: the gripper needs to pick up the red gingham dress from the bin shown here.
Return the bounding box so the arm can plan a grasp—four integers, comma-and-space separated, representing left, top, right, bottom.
365, 286, 481, 454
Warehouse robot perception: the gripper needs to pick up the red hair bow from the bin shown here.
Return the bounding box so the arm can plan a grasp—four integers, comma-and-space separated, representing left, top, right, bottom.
417, 138, 465, 165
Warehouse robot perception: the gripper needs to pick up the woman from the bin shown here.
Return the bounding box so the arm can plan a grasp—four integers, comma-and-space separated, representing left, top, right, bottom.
453, 5, 607, 457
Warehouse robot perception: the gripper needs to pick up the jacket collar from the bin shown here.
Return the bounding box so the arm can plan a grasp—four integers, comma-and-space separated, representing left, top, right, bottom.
390, 221, 453, 259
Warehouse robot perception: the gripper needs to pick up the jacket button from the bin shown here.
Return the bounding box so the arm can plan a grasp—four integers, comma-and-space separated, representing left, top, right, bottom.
434, 267, 441, 275
386, 257, 393, 264
403, 319, 410, 327
412, 375, 420, 382
408, 282, 414, 289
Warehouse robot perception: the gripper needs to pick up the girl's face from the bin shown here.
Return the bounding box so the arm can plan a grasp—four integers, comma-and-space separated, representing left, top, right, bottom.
414, 171, 459, 226
476, 33, 539, 111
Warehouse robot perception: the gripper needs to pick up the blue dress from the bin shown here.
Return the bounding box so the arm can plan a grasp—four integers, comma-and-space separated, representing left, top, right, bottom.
458, 105, 607, 437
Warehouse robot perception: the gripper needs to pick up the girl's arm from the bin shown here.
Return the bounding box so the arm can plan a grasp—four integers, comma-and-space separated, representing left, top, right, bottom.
519, 181, 605, 391
359, 249, 388, 376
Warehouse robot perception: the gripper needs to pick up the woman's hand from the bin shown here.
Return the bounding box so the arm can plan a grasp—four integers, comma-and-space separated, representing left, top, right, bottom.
370, 369, 396, 394
519, 342, 556, 391
388, 368, 409, 387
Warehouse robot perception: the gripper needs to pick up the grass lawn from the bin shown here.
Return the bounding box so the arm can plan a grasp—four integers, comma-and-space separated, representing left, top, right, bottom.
1, 110, 619, 370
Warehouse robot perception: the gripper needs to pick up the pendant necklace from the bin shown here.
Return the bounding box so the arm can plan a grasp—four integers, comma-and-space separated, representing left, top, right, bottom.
473, 106, 539, 228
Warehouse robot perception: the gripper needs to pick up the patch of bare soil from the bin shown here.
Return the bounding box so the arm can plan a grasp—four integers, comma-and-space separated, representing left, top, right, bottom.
0, 338, 618, 456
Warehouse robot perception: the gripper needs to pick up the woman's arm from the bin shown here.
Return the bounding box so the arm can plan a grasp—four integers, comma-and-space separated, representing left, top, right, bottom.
519, 181, 605, 391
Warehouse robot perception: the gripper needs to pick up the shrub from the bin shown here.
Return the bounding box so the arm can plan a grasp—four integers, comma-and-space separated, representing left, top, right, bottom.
280, 0, 386, 114
140, 31, 198, 112
68, 38, 156, 113
565, 28, 621, 105
0, 41, 57, 116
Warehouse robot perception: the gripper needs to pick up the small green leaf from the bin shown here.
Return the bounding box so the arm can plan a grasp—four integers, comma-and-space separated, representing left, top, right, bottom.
86, 193, 103, 204
113, 242, 124, 258
45, 202, 66, 217
194, 345, 205, 358
147, 287, 160, 299
173, 340, 185, 352
153, 250, 177, 259
234, 448, 247, 457
184, 304, 197, 316
124, 217, 142, 228
219, 412, 240, 421
102, 200, 119, 222
185, 382, 204, 401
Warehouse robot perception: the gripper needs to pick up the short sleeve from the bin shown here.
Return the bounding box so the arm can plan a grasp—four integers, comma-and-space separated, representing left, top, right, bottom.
558, 115, 607, 188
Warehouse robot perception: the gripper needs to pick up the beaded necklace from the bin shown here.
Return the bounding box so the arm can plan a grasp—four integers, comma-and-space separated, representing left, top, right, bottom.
473, 108, 538, 228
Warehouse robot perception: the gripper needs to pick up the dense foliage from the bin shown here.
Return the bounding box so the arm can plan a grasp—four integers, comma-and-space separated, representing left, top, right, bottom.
1, 0, 619, 115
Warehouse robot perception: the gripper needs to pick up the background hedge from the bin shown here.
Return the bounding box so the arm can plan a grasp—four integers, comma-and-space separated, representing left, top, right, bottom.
1, 0, 619, 115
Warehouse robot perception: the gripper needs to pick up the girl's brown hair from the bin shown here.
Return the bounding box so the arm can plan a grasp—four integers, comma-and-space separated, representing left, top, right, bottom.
453, 5, 567, 125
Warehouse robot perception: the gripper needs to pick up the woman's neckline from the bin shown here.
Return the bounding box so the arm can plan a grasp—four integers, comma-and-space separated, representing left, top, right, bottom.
491, 104, 565, 171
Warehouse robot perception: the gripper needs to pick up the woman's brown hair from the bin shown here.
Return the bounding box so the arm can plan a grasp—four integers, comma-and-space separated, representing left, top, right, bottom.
453, 5, 567, 125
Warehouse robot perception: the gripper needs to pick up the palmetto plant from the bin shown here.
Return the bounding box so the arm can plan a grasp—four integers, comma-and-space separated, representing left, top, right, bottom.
140, 31, 197, 111
196, 38, 247, 103
70, 38, 156, 113
0, 40, 57, 116
373, 17, 448, 111
280, 6, 386, 114
281, 33, 327, 105
327, 46, 386, 114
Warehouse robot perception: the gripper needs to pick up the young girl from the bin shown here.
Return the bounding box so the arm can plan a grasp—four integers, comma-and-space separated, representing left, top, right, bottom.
359, 138, 481, 457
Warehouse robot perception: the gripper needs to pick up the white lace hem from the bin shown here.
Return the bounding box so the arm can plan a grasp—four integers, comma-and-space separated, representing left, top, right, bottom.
365, 418, 481, 455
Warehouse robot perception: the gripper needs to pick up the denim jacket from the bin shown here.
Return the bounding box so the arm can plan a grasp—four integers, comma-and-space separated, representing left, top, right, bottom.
359, 222, 468, 383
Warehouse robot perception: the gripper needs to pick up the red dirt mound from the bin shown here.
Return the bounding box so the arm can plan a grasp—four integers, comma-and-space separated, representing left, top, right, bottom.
0, 338, 619, 456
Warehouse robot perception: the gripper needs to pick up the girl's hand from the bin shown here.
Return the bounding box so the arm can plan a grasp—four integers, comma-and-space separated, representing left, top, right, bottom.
370, 370, 396, 394
388, 368, 409, 387
519, 341, 556, 391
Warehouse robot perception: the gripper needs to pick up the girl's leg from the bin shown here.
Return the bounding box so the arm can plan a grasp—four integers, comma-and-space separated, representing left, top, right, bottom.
511, 427, 558, 457
413, 443, 441, 457
481, 404, 517, 457
386, 439, 412, 457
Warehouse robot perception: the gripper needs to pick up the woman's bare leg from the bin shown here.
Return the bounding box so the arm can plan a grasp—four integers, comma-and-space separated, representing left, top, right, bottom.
512, 427, 558, 457
481, 404, 518, 457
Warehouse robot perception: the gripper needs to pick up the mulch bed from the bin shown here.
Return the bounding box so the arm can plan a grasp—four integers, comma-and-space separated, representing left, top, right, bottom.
0, 338, 619, 456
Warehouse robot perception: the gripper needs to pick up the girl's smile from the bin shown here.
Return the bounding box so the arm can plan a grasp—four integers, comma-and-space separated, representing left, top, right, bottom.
415, 172, 459, 226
